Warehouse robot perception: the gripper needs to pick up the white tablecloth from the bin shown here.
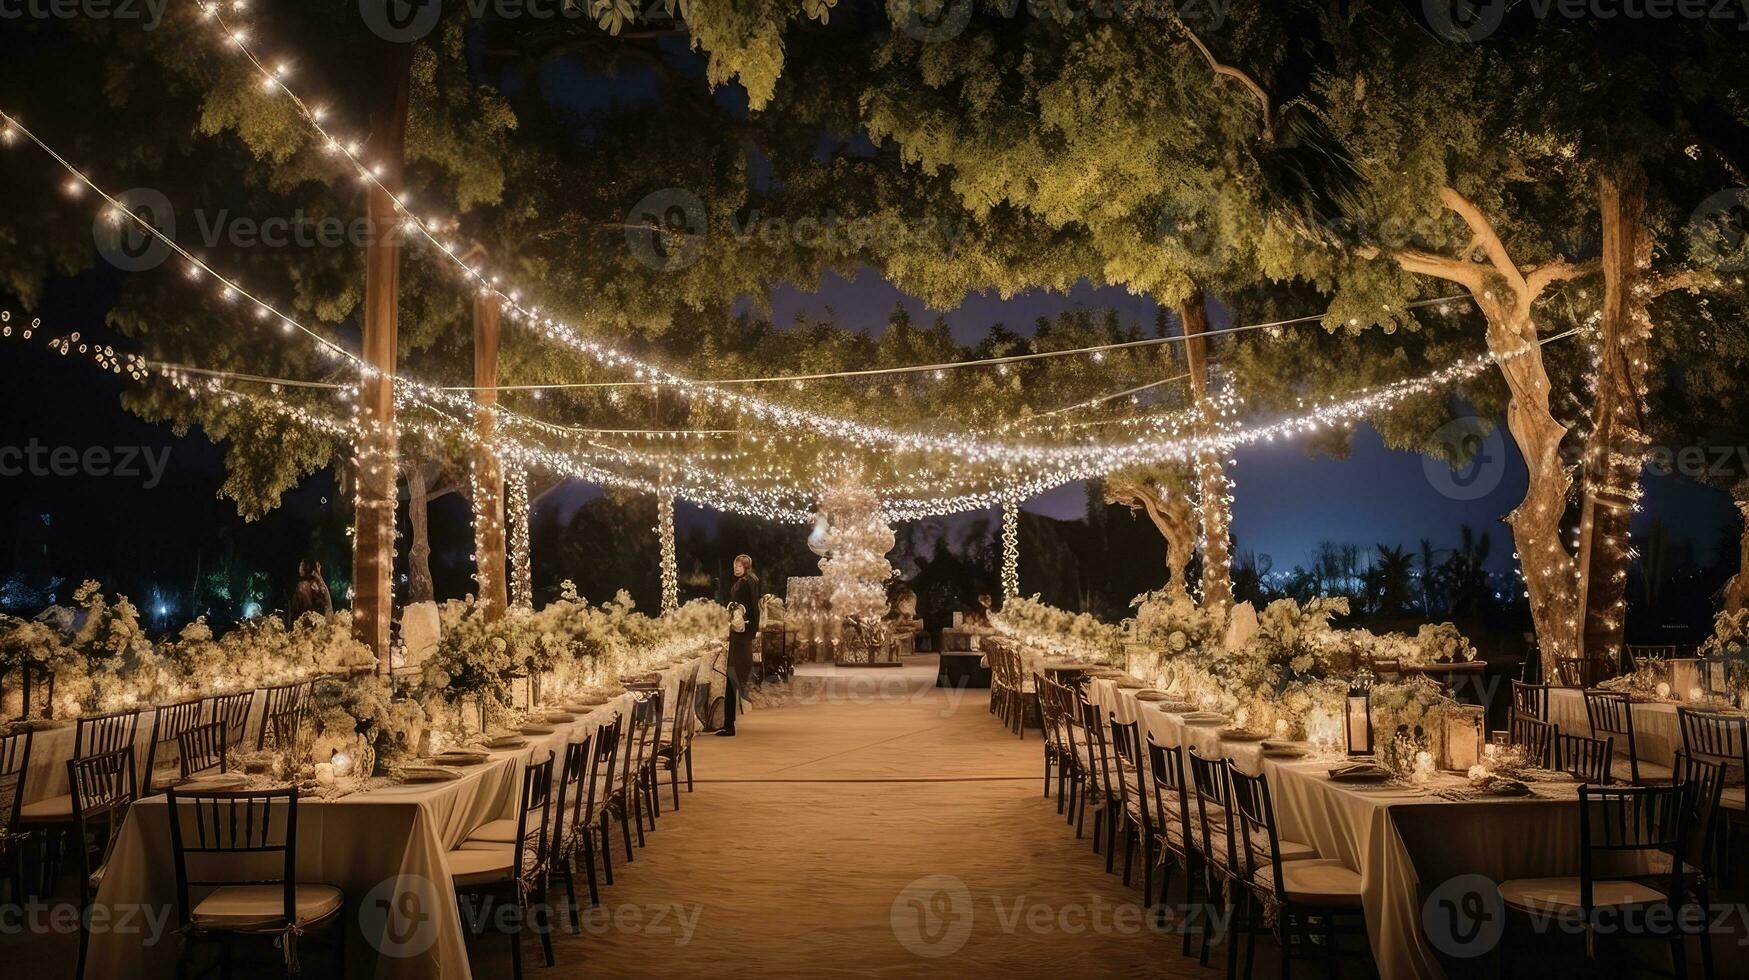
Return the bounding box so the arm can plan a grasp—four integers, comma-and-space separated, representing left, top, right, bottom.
1089, 678, 1595, 980
83, 649, 720, 979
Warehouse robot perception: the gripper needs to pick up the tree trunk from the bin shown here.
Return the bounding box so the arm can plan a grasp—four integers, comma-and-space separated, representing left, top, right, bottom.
472, 291, 509, 621
1575, 169, 1651, 674
1722, 502, 1749, 614
1181, 289, 1235, 610
352, 42, 414, 670
404, 459, 435, 605
1104, 476, 1197, 603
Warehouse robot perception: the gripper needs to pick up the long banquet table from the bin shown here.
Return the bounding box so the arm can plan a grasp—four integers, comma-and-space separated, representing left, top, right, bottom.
1088, 678, 1600, 980
82, 648, 721, 980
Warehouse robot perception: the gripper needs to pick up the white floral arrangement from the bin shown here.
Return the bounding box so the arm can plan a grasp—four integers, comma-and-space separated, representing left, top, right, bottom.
1697, 608, 1749, 703
992, 596, 1124, 665
1130, 588, 1224, 657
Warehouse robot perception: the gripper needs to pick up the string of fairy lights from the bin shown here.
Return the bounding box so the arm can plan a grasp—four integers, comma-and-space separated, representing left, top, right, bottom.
0, 3, 1606, 595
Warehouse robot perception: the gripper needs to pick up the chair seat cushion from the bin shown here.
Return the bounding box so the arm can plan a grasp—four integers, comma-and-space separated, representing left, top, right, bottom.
1498, 876, 1668, 913
445, 845, 516, 887
18, 794, 72, 822
191, 883, 343, 930
461, 818, 517, 844
1610, 758, 1674, 784
1254, 859, 1364, 907
1720, 786, 1744, 811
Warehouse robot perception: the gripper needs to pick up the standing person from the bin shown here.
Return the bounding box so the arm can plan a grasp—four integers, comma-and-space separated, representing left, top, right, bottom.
721, 554, 760, 737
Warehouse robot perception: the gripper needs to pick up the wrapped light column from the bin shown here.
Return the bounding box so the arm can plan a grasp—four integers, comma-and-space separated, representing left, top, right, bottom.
1000, 490, 1021, 601
507, 463, 533, 610
658, 488, 678, 615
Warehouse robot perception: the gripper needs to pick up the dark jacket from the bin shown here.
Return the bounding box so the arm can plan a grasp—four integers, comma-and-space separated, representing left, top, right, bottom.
289, 575, 332, 621
730, 572, 761, 633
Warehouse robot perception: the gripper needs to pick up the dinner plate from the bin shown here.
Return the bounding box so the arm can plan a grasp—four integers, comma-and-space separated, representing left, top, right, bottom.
1482, 781, 1533, 797
1132, 690, 1173, 703
1114, 676, 1147, 689
487, 736, 528, 749
1152, 700, 1198, 713
400, 766, 463, 783
1181, 714, 1227, 726
519, 724, 556, 736
431, 751, 489, 767
542, 712, 576, 724
1262, 747, 1309, 760
1218, 728, 1266, 742
1327, 765, 1393, 783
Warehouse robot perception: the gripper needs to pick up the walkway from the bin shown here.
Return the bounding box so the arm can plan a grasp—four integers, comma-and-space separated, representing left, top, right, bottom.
514, 658, 1219, 978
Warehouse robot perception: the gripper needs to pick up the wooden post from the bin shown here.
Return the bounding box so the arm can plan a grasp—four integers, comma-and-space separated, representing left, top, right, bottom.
472, 290, 509, 620
352, 42, 413, 669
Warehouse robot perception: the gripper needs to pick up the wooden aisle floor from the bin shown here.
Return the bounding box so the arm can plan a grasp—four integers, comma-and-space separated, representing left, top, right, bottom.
501, 666, 1221, 979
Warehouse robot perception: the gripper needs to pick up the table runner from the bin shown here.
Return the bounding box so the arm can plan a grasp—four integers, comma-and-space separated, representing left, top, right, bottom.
82, 649, 719, 979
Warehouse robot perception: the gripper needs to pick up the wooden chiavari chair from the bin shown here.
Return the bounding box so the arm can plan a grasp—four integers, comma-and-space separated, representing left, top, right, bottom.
1106, 718, 1152, 890
450, 752, 557, 978
1552, 655, 1592, 689
1676, 707, 1748, 806
69, 747, 136, 980
1047, 678, 1089, 826
256, 681, 308, 752
1035, 673, 1070, 801
202, 690, 255, 754
1143, 739, 1193, 939
176, 721, 230, 782
1509, 714, 1556, 767
1499, 785, 1704, 973
654, 666, 701, 811
590, 716, 624, 886
1510, 680, 1550, 722
1674, 750, 1729, 888
1584, 688, 1669, 784
1184, 751, 1236, 969
1553, 730, 1614, 784
0, 731, 29, 903
1077, 696, 1122, 867
632, 689, 665, 827
165, 784, 345, 978
1227, 763, 1367, 980
142, 697, 206, 796
18, 707, 140, 891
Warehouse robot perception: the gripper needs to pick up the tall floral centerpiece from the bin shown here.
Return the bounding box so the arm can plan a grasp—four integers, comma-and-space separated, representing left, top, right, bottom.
814, 478, 897, 666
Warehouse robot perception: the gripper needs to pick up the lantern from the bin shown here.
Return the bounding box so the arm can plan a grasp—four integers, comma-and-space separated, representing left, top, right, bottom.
1439, 705, 1485, 771
1667, 659, 1701, 700
1346, 667, 1375, 758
